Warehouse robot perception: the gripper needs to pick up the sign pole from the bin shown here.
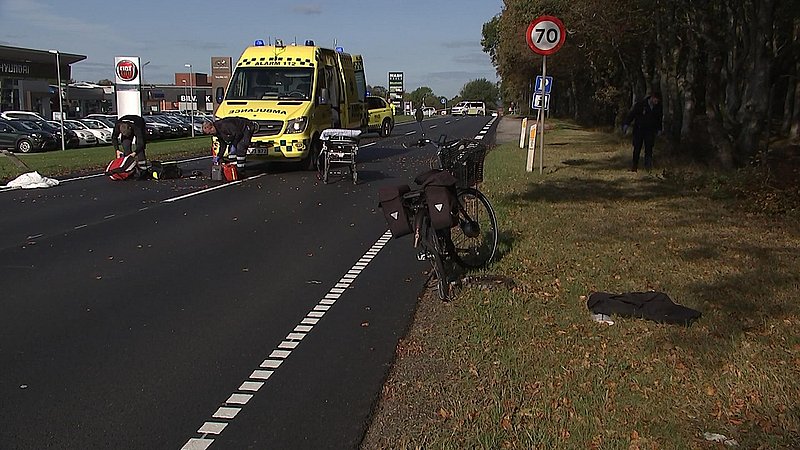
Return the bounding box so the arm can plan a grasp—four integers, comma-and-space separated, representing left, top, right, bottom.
539, 55, 546, 174
525, 15, 565, 175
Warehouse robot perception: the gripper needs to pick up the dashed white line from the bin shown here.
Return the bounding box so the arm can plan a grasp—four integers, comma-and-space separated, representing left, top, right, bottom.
180, 230, 393, 449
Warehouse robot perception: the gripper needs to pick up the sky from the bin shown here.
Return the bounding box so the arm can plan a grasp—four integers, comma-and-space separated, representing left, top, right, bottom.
0, 0, 503, 99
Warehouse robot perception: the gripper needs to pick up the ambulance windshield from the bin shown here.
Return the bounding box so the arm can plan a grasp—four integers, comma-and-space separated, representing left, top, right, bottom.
226, 67, 314, 101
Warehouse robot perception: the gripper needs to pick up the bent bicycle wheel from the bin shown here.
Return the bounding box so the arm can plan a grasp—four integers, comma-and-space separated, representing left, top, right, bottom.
450, 187, 498, 269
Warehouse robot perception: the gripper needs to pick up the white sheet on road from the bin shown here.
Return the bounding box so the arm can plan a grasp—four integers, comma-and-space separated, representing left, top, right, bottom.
2, 171, 60, 190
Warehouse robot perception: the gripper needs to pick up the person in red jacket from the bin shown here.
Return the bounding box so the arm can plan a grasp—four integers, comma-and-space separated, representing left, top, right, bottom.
202, 117, 254, 176
622, 92, 662, 172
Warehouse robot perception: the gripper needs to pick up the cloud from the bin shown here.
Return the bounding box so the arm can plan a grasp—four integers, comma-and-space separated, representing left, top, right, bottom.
441, 40, 480, 49
292, 5, 322, 15
451, 53, 492, 66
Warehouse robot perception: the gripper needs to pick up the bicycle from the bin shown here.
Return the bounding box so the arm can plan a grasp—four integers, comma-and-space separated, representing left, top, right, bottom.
405, 133, 499, 270
380, 128, 498, 300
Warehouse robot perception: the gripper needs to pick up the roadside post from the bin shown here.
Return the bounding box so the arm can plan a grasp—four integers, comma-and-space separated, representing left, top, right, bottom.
525, 16, 565, 173
519, 117, 528, 148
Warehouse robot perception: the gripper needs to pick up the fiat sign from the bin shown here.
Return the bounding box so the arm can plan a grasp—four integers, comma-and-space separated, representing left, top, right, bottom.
114, 56, 141, 85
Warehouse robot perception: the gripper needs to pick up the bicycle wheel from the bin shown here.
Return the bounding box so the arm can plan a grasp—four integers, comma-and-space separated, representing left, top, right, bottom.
423, 219, 450, 301
450, 187, 498, 269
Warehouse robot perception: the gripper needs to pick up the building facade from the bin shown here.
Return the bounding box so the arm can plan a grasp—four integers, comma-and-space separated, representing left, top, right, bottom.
0, 45, 85, 119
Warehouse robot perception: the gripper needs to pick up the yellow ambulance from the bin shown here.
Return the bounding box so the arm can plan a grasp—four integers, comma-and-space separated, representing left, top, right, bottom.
213, 40, 368, 170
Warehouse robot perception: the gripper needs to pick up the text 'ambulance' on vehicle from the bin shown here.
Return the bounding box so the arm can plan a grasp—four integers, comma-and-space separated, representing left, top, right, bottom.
213, 39, 369, 170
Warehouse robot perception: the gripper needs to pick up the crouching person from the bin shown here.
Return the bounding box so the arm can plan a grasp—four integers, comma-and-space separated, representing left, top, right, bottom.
202, 117, 253, 177
112, 114, 148, 175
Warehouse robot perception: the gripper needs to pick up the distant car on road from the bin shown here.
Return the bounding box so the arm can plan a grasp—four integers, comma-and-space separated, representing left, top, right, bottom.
0, 119, 58, 153
464, 102, 486, 116
451, 101, 468, 115
366, 96, 394, 137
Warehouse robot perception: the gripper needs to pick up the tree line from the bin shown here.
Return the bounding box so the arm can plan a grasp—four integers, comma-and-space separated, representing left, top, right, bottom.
482, 0, 800, 167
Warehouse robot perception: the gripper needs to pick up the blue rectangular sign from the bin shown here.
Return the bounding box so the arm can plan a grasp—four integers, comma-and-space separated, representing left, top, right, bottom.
535, 76, 553, 94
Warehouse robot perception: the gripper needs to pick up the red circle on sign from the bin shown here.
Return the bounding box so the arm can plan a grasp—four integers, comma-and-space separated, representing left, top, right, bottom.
116, 60, 138, 82
526, 16, 566, 56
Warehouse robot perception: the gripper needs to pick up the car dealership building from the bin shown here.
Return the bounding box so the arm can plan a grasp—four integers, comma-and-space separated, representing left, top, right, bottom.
1, 44, 220, 119
0, 44, 86, 119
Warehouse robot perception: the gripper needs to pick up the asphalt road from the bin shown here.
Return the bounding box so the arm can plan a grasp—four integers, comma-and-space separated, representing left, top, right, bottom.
0, 115, 498, 450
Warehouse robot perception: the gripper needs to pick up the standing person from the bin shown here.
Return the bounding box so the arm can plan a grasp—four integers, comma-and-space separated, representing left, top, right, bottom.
111, 114, 148, 173
622, 92, 662, 172
202, 117, 253, 177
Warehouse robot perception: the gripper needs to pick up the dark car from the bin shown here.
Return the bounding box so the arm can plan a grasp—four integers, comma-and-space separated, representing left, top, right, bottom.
25, 120, 80, 149
0, 119, 58, 153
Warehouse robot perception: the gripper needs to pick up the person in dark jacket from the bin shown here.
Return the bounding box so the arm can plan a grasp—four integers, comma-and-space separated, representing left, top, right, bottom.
622, 92, 662, 171
112, 114, 148, 173
202, 117, 253, 176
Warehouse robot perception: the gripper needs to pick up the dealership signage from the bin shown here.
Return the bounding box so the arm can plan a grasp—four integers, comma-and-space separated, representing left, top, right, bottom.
114, 56, 142, 117
0, 61, 31, 75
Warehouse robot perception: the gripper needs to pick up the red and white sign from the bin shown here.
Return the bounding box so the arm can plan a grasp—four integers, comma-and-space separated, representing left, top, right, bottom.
526, 16, 566, 55
114, 56, 141, 85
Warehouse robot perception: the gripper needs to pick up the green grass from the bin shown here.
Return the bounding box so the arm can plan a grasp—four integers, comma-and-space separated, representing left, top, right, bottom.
363, 120, 800, 449
1, 136, 211, 182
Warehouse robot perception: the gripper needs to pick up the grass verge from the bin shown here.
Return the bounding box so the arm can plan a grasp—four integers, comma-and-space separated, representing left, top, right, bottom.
362, 120, 800, 449
0, 137, 211, 183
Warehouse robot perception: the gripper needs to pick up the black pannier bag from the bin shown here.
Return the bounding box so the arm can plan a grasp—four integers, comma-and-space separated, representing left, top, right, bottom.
415, 169, 458, 230
378, 184, 413, 238
149, 161, 183, 180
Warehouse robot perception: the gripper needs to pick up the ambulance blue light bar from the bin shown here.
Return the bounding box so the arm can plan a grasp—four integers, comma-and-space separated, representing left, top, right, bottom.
335, 46, 344, 53
254, 39, 265, 46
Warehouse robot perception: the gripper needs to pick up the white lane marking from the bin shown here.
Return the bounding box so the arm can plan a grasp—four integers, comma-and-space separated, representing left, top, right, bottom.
180, 230, 393, 449
181, 438, 214, 450
198, 422, 227, 435
361, 142, 376, 148
162, 174, 266, 203
212, 407, 241, 419
27, 233, 43, 240
404, 131, 416, 136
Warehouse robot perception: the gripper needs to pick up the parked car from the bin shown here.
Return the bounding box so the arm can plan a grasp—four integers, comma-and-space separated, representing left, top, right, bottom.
0, 119, 58, 153
71, 119, 112, 144
0, 110, 47, 121
20, 120, 79, 149
143, 115, 181, 138
51, 120, 97, 147
366, 96, 394, 137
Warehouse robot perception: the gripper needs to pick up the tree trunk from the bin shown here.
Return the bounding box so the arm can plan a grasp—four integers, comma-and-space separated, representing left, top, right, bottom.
734, 0, 775, 164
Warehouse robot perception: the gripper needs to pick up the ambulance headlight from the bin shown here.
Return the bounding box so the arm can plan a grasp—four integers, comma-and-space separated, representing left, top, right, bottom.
285, 117, 308, 134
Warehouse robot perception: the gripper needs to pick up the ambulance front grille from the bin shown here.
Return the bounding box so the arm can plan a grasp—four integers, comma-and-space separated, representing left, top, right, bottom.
252, 120, 283, 137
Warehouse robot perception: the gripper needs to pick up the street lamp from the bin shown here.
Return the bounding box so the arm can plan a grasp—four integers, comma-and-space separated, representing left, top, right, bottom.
185, 63, 194, 137
181, 79, 187, 108
141, 61, 150, 113
48, 49, 65, 151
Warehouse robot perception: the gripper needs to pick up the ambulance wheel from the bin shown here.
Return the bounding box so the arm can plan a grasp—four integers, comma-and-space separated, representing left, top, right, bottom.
304, 137, 322, 171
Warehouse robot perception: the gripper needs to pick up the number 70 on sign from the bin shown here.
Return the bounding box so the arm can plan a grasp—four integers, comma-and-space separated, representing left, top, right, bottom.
526, 16, 566, 56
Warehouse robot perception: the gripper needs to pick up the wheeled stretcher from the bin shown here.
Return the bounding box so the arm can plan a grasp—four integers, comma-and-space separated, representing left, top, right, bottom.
319, 129, 361, 184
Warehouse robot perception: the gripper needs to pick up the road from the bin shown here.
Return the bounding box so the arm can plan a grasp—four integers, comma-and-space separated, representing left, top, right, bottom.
0, 115, 498, 450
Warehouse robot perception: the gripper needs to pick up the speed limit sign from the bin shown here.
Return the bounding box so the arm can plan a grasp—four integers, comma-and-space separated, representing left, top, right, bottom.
526, 16, 566, 55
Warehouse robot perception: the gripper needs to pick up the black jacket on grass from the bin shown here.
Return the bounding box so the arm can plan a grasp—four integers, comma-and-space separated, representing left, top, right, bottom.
587, 291, 701, 326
